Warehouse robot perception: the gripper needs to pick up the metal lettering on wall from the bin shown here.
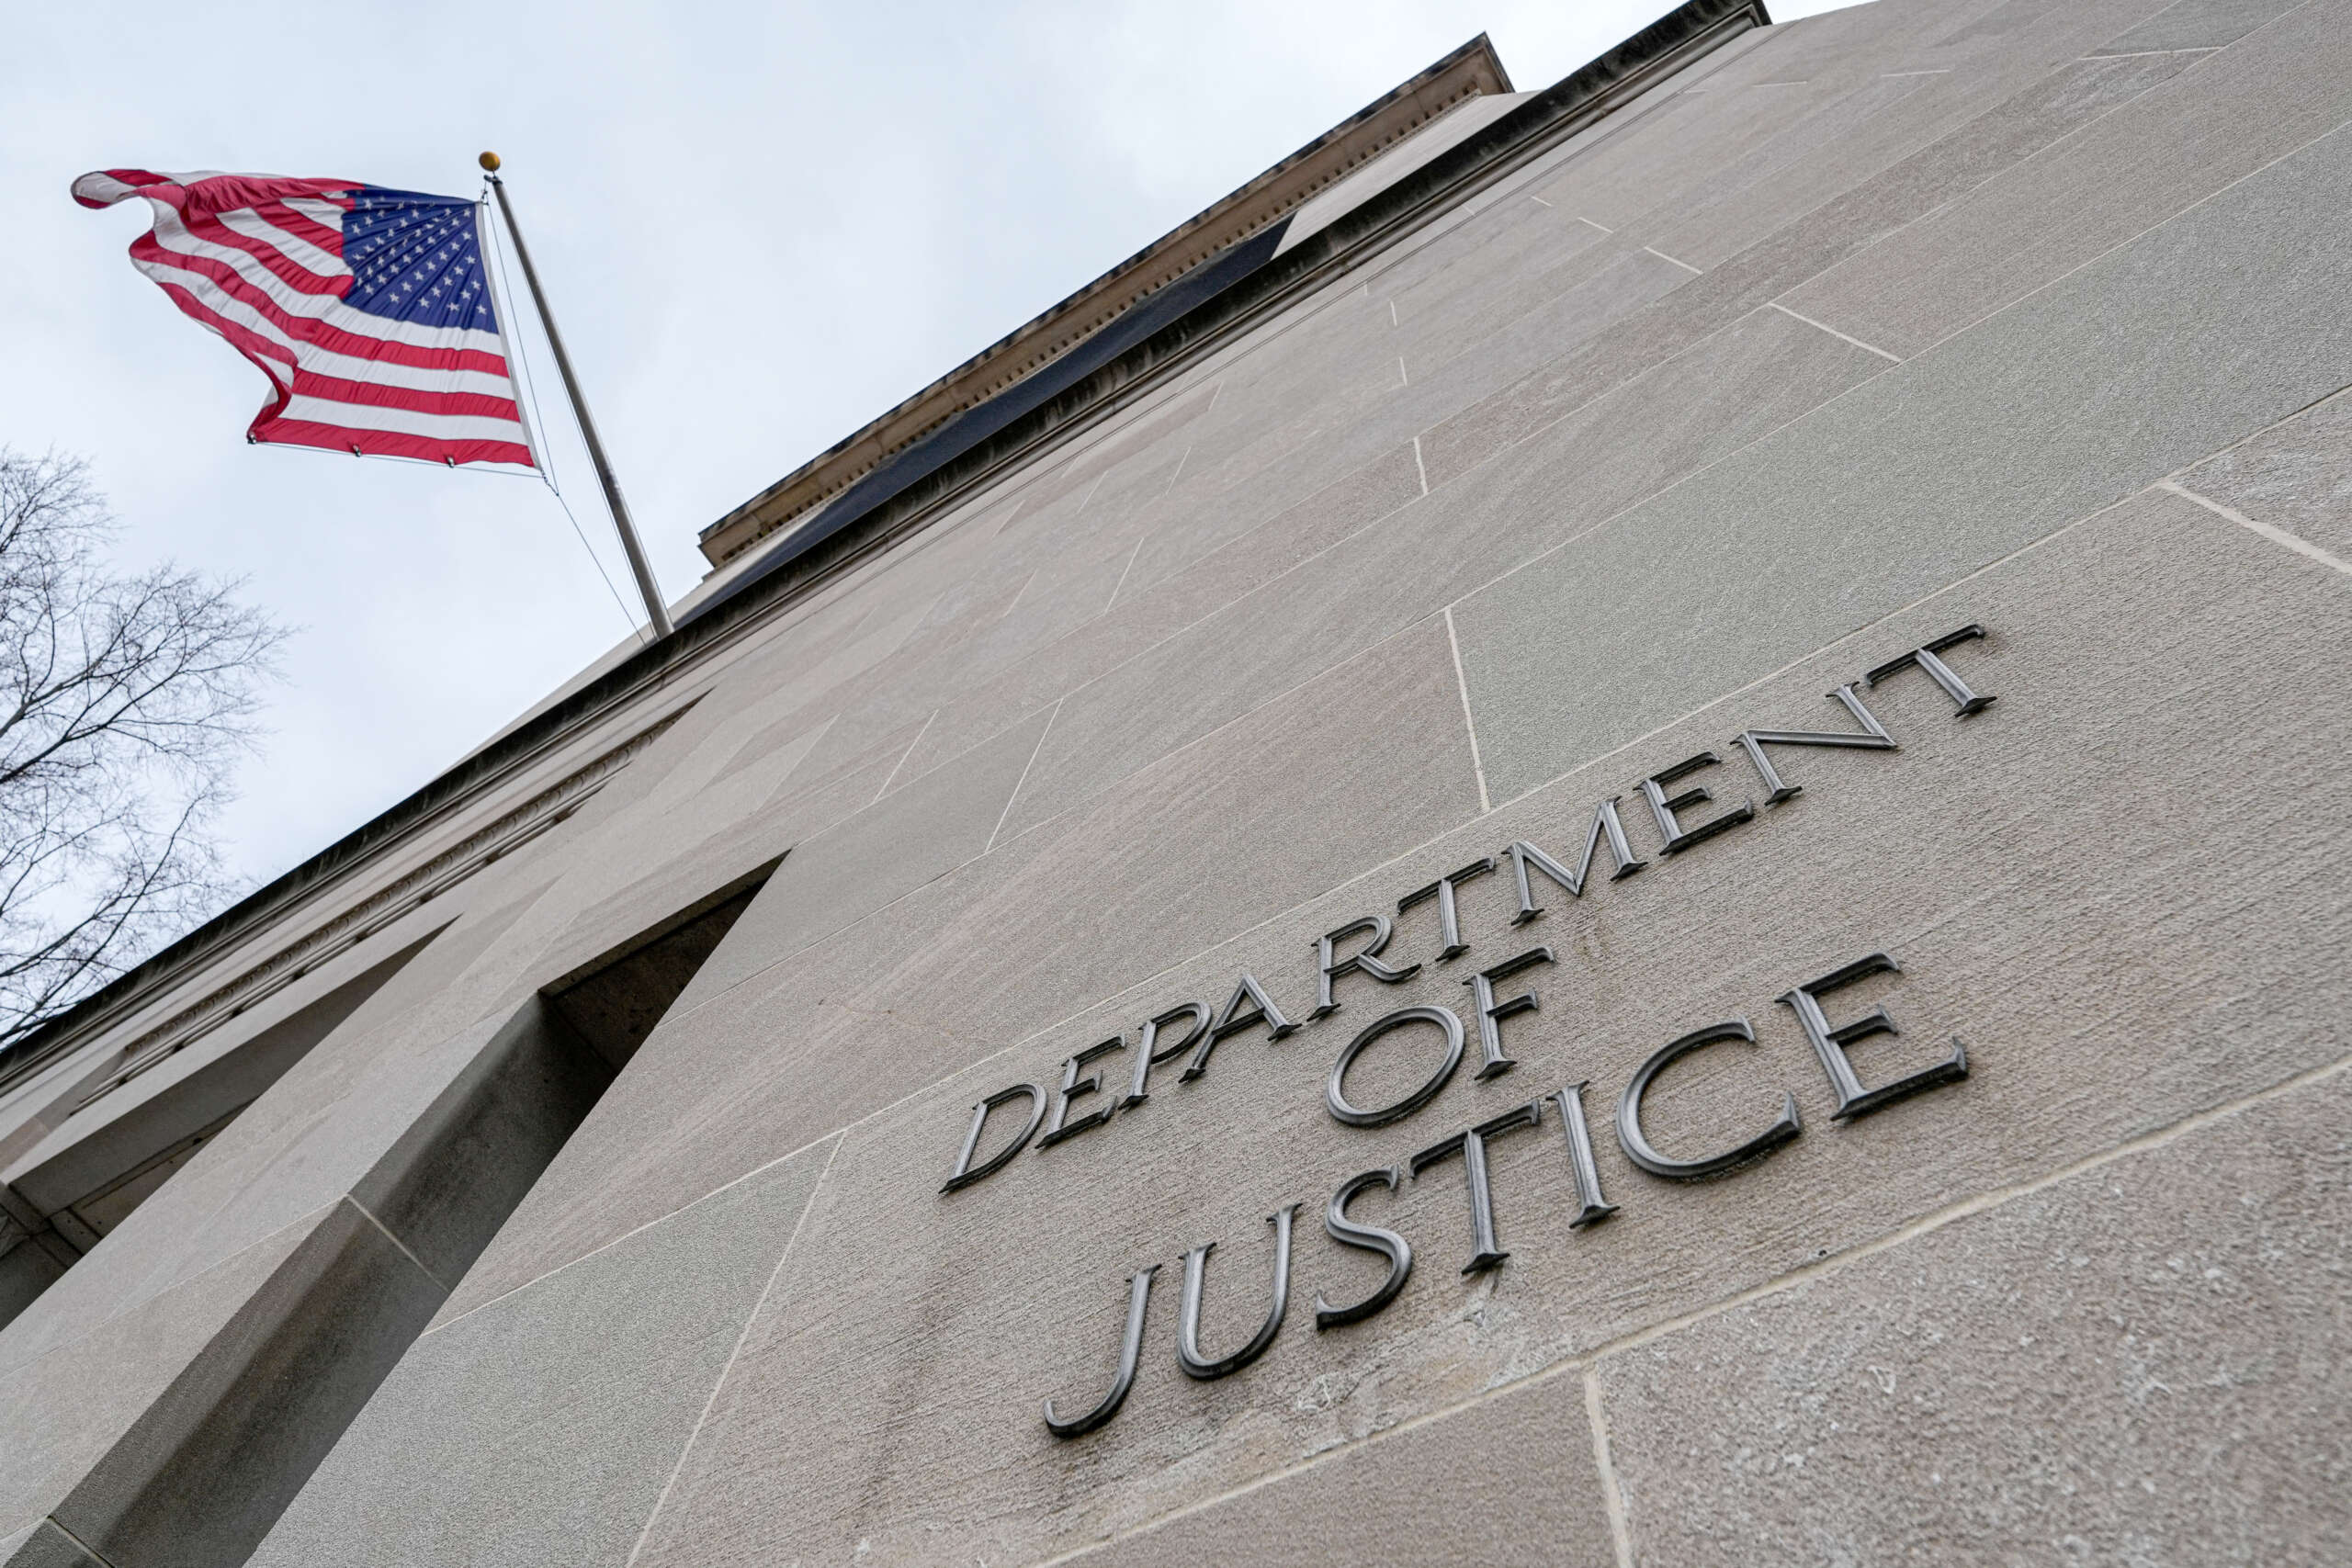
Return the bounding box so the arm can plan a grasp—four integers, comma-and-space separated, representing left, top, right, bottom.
938, 626, 1999, 1438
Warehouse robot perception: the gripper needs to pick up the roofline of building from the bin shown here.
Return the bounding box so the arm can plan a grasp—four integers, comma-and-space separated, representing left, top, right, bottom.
694, 36, 1514, 570
0, 0, 1769, 1095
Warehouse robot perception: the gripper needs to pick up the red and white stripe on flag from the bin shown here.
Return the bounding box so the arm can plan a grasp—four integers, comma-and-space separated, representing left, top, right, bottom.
73, 168, 537, 472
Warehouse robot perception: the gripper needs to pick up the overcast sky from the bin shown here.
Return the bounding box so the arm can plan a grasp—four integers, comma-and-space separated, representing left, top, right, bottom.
4, 0, 1852, 901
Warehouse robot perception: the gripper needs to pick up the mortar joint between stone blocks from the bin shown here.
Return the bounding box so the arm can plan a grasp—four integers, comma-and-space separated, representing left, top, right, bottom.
1584, 1366, 1638, 1568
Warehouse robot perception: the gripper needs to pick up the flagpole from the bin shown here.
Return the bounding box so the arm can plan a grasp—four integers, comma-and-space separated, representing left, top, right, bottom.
478, 152, 673, 638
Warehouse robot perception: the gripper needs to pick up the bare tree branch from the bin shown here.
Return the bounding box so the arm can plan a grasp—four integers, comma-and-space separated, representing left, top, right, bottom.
0, 450, 288, 1052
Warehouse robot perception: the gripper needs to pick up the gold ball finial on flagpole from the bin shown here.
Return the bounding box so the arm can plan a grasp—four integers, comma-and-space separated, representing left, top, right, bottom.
478, 152, 502, 173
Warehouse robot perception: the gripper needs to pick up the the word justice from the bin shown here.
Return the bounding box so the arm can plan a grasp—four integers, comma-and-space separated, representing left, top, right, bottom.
1036, 948, 1962, 1437
933, 626, 1997, 1437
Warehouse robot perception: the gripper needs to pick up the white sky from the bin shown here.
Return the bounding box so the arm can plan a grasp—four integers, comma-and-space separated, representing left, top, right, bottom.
3, 0, 1855, 898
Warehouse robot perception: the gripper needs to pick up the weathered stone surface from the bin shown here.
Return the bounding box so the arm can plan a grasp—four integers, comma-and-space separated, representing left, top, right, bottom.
1, 1520, 103, 1568
1638, 71, 1940, 274
618, 491, 2352, 1567
0, 1213, 315, 1535
1111, 437, 1424, 624
4, 931, 436, 1222
0, 986, 621, 1562
253, 1142, 833, 1568
512, 741, 879, 1000
1065, 1366, 1619, 1568
2179, 387, 2352, 564
2089, 0, 2302, 56
0, 1192, 448, 1568
0, 1244, 62, 1337
998, 303, 1882, 843
1782, 0, 2352, 357
1369, 176, 1611, 332
674, 703, 1055, 1009
1594, 1066, 2352, 1566
440, 619, 1480, 1325
0, 1004, 512, 1347
49, 1199, 444, 1568
1146, 306, 1408, 541
1420, 0, 2249, 486
426, 818, 1077, 1326
1551, 74, 1854, 238
1646, 48, 2197, 277
349, 998, 611, 1289
1454, 114, 2352, 801
1394, 296, 1885, 596
1385, 247, 1696, 412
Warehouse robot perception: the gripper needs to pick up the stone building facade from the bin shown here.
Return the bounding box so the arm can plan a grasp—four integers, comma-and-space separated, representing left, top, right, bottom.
4, 0, 2350, 1562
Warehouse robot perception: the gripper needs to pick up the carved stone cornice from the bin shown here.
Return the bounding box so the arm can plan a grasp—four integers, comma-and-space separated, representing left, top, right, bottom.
6, 704, 690, 1105
694, 35, 1514, 570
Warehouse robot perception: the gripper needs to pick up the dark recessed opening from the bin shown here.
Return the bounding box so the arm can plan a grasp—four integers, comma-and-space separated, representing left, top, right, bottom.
0, 927, 451, 1334
540, 866, 773, 1071
44, 858, 782, 1568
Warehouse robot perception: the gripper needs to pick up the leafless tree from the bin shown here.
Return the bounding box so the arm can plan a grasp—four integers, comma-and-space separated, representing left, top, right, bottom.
0, 450, 287, 1051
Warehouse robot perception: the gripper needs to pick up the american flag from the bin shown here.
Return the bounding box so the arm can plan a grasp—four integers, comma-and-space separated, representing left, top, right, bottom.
73, 168, 537, 471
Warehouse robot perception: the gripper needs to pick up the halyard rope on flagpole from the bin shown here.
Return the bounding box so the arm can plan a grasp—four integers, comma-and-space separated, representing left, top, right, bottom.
553, 484, 651, 646
479, 179, 647, 644
478, 152, 675, 639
